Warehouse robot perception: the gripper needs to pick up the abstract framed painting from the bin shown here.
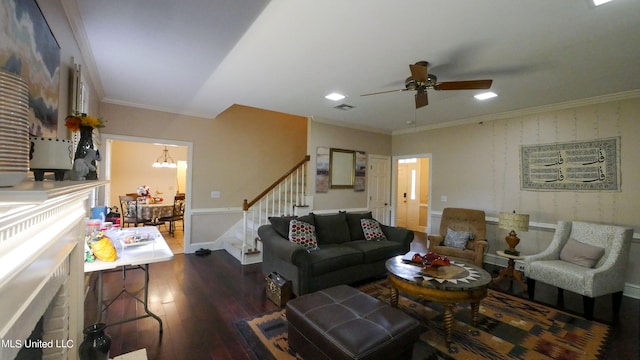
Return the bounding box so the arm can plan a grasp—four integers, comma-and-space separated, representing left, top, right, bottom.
1, 0, 61, 137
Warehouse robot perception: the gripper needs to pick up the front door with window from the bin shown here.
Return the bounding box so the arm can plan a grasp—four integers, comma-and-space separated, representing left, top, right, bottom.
396, 158, 429, 232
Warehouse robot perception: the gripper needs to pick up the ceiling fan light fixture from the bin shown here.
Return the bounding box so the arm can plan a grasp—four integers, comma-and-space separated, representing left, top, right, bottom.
325, 92, 346, 101
475, 92, 498, 100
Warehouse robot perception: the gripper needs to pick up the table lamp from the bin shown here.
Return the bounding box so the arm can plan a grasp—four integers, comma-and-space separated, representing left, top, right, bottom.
498, 211, 529, 256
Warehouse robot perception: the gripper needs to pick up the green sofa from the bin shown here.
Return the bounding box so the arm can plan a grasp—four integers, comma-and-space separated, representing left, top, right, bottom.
259, 211, 414, 296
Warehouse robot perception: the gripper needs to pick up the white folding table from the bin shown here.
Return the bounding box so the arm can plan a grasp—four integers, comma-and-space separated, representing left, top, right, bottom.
84, 226, 174, 334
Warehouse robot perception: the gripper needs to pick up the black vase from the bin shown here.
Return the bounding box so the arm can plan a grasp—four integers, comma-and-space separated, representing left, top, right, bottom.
75, 125, 97, 180
78, 323, 111, 360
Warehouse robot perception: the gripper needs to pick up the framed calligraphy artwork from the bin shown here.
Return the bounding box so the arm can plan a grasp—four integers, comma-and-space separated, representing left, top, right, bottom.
520, 137, 620, 191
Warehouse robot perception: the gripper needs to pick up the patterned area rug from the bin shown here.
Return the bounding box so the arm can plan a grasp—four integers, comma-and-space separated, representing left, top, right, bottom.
235, 280, 611, 360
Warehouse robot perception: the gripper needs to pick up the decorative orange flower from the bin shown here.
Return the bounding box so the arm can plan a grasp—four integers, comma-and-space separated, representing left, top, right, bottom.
65, 113, 106, 132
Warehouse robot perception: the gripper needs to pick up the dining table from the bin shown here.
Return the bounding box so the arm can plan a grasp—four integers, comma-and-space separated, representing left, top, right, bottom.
136, 202, 174, 223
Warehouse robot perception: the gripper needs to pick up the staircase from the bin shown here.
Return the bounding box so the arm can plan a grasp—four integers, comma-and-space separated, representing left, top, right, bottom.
224, 155, 310, 265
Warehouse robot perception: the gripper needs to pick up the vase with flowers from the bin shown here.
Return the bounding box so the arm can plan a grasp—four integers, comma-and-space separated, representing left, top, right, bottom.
137, 185, 150, 197
137, 185, 152, 203
65, 113, 106, 180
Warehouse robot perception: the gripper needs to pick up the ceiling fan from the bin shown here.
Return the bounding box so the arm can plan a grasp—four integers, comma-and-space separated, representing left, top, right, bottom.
361, 61, 493, 109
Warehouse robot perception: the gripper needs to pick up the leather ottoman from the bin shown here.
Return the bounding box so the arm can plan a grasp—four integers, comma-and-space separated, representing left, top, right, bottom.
286, 285, 421, 360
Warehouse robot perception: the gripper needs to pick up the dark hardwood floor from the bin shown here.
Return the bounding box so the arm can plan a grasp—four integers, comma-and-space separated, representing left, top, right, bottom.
84, 234, 639, 359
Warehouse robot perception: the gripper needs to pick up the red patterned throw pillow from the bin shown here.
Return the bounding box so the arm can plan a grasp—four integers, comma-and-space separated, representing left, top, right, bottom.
288, 220, 318, 251
360, 218, 387, 241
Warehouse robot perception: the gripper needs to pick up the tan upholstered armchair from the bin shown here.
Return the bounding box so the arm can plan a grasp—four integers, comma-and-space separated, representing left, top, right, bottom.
524, 220, 633, 320
427, 208, 488, 267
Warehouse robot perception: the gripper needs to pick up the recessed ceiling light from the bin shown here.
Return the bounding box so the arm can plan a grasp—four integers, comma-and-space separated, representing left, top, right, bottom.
474, 92, 498, 100
593, 0, 613, 6
325, 92, 346, 101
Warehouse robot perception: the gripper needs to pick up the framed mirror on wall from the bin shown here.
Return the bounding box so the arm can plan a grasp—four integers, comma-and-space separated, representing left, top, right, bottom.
330, 148, 355, 189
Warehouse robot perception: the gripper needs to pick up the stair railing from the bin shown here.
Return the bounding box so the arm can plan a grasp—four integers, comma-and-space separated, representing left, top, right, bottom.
241, 155, 310, 261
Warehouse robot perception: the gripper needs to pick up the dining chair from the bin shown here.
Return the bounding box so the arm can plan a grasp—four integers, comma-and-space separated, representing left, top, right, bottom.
119, 195, 141, 227
159, 194, 186, 236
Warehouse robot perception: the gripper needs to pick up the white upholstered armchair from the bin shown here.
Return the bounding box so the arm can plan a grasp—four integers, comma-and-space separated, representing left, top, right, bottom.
524, 220, 633, 320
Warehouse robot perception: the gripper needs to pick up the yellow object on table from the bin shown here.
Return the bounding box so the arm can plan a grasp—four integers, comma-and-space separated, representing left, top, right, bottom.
91, 236, 117, 262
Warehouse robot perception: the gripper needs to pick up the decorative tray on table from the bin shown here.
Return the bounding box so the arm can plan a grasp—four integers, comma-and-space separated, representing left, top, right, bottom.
402, 251, 465, 279
120, 231, 156, 247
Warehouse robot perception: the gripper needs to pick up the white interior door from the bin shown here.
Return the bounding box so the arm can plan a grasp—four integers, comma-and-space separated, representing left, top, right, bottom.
367, 155, 391, 225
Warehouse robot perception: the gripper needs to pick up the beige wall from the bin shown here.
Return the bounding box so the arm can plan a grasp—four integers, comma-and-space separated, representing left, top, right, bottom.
100, 103, 307, 209
99, 103, 307, 248
393, 96, 640, 291
308, 119, 392, 211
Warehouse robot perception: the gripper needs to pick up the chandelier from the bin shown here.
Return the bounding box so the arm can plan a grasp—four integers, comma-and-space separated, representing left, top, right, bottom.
152, 146, 177, 168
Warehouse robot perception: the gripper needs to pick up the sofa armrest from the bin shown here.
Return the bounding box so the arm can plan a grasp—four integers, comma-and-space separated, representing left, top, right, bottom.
473, 239, 489, 259
258, 225, 311, 266
427, 235, 443, 251
524, 221, 572, 266
380, 224, 414, 251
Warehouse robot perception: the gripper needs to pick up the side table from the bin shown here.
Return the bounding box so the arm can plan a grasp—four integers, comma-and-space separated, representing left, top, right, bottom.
493, 250, 527, 293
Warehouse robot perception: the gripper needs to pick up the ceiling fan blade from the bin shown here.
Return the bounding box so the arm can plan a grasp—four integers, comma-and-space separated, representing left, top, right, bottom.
409, 63, 428, 83
360, 88, 407, 96
415, 88, 428, 108
434, 79, 493, 91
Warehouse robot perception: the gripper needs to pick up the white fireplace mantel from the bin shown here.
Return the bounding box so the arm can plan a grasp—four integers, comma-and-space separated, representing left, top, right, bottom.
0, 180, 106, 360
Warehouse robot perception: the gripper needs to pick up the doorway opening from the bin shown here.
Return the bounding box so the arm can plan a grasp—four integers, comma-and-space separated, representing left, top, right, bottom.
392, 155, 431, 234
99, 134, 193, 254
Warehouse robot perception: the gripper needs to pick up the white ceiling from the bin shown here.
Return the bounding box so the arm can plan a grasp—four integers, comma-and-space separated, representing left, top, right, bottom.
69, 0, 640, 133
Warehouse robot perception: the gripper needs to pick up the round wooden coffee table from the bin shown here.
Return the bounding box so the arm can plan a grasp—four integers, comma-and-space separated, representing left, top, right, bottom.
385, 254, 492, 352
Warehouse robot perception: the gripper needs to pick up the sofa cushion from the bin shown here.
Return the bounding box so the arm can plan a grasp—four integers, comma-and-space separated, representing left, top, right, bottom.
314, 212, 351, 244
306, 244, 363, 275
444, 228, 471, 249
431, 244, 475, 263
289, 220, 319, 251
269, 216, 297, 238
361, 218, 387, 241
343, 240, 403, 263
346, 211, 373, 240
269, 215, 314, 239
560, 238, 605, 268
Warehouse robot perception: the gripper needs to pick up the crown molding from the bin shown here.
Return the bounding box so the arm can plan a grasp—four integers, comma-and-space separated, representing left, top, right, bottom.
392, 90, 640, 136
60, 0, 104, 99
101, 97, 217, 119
309, 116, 392, 135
